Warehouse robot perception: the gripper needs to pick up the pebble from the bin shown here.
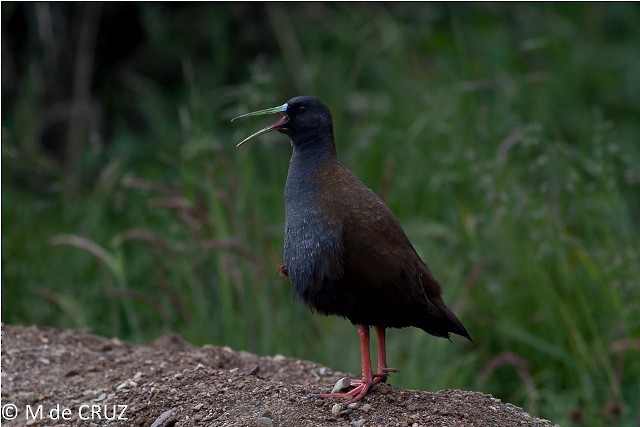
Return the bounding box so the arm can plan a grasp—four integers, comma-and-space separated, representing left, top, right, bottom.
150, 409, 173, 427
64, 368, 80, 377
256, 417, 273, 426
352, 419, 366, 427
116, 379, 137, 391
245, 363, 260, 376
193, 403, 204, 411
331, 377, 351, 393
347, 402, 361, 410
331, 403, 343, 416
16, 392, 37, 405
360, 404, 372, 413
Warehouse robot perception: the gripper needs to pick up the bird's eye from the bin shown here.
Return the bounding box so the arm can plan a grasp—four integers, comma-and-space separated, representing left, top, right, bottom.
298, 106, 306, 114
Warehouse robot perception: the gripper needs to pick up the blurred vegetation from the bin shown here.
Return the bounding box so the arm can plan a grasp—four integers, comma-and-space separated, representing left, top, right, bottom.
2, 3, 639, 426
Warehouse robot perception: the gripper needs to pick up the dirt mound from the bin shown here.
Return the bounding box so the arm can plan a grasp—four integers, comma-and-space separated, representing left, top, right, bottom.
2, 325, 556, 426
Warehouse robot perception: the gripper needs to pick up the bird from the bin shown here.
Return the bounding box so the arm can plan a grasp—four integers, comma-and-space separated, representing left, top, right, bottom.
232, 96, 471, 404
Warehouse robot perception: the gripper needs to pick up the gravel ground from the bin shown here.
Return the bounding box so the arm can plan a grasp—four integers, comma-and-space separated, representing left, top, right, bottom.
2, 325, 557, 426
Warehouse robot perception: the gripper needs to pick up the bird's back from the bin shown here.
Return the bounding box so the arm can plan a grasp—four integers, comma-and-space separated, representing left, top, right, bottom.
285, 155, 470, 340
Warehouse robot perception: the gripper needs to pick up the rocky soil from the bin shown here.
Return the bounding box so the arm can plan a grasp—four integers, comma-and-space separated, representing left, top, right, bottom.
2, 325, 557, 426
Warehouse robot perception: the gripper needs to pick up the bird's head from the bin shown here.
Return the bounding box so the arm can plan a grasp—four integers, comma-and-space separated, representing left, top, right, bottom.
232, 96, 333, 149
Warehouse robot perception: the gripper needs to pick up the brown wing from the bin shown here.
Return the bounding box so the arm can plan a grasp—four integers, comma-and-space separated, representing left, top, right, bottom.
315, 159, 470, 339
316, 162, 440, 309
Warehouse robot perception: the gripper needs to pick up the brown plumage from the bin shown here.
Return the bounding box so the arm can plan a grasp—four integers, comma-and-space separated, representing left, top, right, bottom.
309, 157, 470, 339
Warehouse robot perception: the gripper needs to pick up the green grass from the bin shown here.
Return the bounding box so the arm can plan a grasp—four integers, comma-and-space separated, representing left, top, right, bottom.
3, 4, 640, 426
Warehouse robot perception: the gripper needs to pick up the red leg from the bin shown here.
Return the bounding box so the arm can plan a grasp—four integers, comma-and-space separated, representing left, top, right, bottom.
315, 324, 376, 404
373, 326, 398, 382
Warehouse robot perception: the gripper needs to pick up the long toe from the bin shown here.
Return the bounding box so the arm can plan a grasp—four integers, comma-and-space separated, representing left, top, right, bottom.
343, 382, 372, 405
372, 367, 399, 383
315, 377, 374, 403
315, 383, 366, 399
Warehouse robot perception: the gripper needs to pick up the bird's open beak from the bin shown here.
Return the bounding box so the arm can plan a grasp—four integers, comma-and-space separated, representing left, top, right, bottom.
231, 103, 289, 147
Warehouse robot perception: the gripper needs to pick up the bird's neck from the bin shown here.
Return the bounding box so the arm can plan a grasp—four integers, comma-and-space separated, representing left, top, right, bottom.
289, 131, 337, 168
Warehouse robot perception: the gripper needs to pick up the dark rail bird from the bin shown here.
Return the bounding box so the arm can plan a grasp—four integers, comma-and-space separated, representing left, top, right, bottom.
232, 96, 471, 404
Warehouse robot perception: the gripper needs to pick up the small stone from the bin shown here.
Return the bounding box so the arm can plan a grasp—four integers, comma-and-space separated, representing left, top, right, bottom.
331, 377, 351, 393
272, 354, 286, 362
14, 391, 33, 404
38, 358, 50, 365
412, 423, 419, 427
95, 393, 107, 402
347, 402, 361, 410
352, 420, 366, 427
193, 403, 204, 411
314, 399, 325, 407
133, 372, 143, 381
150, 409, 173, 427
64, 368, 80, 377
407, 403, 420, 412
256, 416, 273, 426
245, 363, 260, 376
331, 403, 343, 416
361, 404, 372, 413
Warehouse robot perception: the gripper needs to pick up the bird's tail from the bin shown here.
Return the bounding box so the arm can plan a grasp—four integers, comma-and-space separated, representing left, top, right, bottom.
416, 303, 471, 341
438, 305, 472, 342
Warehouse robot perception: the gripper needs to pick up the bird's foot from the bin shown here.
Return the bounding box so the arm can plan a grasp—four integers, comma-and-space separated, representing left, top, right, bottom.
372, 367, 399, 383
315, 377, 374, 405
